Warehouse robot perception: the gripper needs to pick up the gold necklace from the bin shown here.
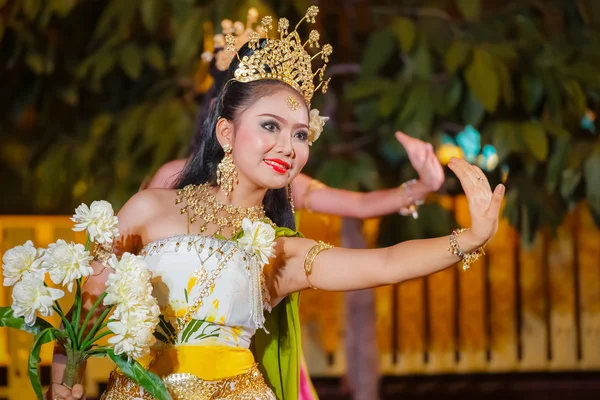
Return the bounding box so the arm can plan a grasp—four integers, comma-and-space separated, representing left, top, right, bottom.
175, 183, 267, 237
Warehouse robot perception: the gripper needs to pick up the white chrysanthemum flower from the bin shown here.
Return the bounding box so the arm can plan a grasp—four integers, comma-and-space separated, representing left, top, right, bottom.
104, 253, 153, 306
108, 301, 160, 360
11, 272, 64, 326
71, 200, 120, 244
43, 239, 93, 292
237, 219, 276, 266
308, 108, 329, 145
2, 240, 44, 286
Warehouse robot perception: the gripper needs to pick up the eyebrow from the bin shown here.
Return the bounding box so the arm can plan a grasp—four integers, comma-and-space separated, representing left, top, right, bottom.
258, 113, 309, 130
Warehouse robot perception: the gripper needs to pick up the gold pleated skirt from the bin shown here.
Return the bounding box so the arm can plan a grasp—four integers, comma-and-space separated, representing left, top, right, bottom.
100, 364, 276, 400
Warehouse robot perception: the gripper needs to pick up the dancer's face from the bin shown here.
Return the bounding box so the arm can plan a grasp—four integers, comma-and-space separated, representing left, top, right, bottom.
217, 87, 310, 190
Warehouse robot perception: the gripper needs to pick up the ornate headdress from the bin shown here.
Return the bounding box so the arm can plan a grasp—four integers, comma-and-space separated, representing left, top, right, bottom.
202, 6, 331, 144
224, 5, 332, 107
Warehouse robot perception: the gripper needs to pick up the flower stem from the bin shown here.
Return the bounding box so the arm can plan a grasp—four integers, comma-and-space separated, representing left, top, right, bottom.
62, 348, 86, 388
77, 292, 108, 348
80, 306, 112, 351
71, 279, 83, 348
84, 237, 91, 252
81, 329, 113, 351
53, 305, 77, 346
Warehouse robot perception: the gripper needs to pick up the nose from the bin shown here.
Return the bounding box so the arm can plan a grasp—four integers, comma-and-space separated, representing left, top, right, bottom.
275, 130, 294, 157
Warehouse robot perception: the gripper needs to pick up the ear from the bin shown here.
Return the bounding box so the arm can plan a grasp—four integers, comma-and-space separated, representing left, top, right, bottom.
215, 117, 234, 148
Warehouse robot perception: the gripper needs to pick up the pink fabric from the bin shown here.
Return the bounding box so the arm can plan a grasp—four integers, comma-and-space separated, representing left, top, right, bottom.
299, 357, 318, 400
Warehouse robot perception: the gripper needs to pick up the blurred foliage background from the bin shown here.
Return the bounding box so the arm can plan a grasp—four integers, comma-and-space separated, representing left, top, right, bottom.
1, 0, 599, 246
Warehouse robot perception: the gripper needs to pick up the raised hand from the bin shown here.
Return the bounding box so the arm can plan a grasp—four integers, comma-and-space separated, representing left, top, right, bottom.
448, 158, 505, 246
48, 383, 85, 400
395, 131, 444, 191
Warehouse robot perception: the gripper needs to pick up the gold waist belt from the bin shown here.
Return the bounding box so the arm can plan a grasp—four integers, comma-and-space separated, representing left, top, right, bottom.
100, 364, 276, 400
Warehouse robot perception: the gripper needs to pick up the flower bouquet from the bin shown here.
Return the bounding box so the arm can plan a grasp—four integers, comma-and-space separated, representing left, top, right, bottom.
0, 201, 171, 400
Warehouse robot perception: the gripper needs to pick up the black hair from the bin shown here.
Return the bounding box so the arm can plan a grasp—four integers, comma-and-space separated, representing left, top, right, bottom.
176, 40, 300, 230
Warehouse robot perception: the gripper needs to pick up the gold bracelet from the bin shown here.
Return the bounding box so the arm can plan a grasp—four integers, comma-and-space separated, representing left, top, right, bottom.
303, 241, 333, 290
398, 179, 424, 219
447, 228, 486, 270
92, 242, 114, 274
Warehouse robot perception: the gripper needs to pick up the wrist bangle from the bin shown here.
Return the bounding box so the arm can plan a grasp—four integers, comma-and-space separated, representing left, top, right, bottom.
398, 179, 424, 219
448, 228, 486, 270
303, 241, 333, 290
93, 242, 114, 272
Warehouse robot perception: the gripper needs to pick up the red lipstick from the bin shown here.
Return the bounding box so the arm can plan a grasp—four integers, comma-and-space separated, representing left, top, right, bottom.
264, 158, 290, 174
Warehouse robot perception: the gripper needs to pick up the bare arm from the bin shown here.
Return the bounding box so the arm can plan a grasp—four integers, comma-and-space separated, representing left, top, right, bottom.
292, 173, 431, 219
271, 159, 505, 300
291, 131, 444, 219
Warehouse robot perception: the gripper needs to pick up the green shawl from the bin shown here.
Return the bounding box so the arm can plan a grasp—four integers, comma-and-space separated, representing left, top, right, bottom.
251, 227, 304, 400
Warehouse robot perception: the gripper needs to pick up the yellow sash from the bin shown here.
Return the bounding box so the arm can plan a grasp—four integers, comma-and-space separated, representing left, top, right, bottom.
140, 345, 255, 380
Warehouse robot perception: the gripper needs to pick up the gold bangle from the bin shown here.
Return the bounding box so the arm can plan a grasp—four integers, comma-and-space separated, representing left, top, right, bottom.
447, 228, 486, 270
398, 179, 424, 219
92, 242, 114, 274
303, 240, 333, 290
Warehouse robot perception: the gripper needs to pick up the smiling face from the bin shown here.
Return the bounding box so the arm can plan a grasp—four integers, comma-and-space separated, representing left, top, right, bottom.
216, 84, 310, 191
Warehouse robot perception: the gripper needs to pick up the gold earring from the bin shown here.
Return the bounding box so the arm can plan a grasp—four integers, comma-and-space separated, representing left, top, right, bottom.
288, 183, 295, 213
217, 144, 238, 196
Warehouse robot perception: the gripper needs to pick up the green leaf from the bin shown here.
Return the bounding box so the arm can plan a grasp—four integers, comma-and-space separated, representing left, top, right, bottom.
145, 44, 166, 71
522, 121, 549, 161
0, 307, 54, 335
546, 138, 569, 192
486, 43, 518, 61
141, 0, 163, 33
350, 152, 380, 191
23, 0, 41, 20
171, 8, 205, 66
108, 350, 172, 400
413, 39, 432, 79
361, 28, 396, 77
119, 44, 143, 80
560, 169, 582, 198
465, 49, 499, 112
541, 121, 569, 139
457, 0, 481, 20
584, 151, 600, 214
562, 80, 587, 116
90, 114, 113, 139
445, 40, 471, 73
439, 77, 463, 115
92, 52, 117, 81
461, 92, 485, 126
345, 79, 389, 101
391, 17, 416, 53
395, 84, 423, 126
489, 122, 524, 160
26, 51, 45, 75
50, 0, 77, 17
28, 327, 61, 399
378, 84, 404, 117
495, 60, 514, 108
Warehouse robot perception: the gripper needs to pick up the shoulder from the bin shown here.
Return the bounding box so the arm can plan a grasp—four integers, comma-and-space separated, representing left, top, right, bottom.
147, 159, 187, 189
116, 188, 179, 253
118, 189, 177, 232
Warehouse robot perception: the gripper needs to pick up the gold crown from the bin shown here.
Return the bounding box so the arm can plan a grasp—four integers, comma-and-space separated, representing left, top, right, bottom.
225, 6, 332, 105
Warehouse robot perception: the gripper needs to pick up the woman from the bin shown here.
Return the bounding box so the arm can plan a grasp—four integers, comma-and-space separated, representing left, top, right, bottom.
49, 8, 504, 400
